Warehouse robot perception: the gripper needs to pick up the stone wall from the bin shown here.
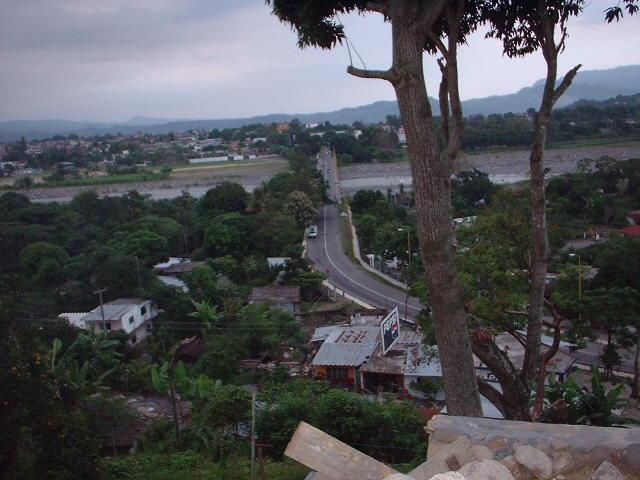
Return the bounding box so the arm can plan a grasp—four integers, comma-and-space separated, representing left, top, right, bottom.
425, 415, 640, 479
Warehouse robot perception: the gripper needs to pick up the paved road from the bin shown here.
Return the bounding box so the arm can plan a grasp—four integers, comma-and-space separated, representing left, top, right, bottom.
306, 147, 424, 320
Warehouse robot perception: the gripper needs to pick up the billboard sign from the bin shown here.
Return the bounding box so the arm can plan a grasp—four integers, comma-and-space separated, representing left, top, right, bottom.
380, 307, 400, 355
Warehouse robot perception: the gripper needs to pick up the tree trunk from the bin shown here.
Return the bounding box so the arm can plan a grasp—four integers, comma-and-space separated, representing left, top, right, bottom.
390, 12, 482, 417
522, 55, 556, 385
632, 332, 640, 399
170, 380, 181, 445
471, 329, 531, 420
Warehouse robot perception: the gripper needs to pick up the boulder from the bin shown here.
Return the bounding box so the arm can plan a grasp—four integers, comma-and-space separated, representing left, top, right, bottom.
409, 457, 450, 480
470, 445, 494, 461
550, 438, 570, 451
552, 451, 574, 475
499, 455, 520, 477
589, 460, 624, 480
428, 438, 450, 460
429, 473, 465, 480
620, 443, 640, 471
431, 428, 464, 444
514, 445, 553, 479
458, 460, 515, 480
439, 435, 475, 470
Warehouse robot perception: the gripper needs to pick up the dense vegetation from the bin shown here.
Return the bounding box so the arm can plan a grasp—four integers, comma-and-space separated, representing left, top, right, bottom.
0, 140, 434, 479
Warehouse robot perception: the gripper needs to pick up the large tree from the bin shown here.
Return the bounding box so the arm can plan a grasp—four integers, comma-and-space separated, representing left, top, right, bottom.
267, 0, 484, 416
267, 0, 637, 419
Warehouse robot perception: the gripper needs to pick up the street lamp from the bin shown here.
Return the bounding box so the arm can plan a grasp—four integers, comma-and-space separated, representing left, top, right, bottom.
398, 228, 411, 321
569, 253, 583, 322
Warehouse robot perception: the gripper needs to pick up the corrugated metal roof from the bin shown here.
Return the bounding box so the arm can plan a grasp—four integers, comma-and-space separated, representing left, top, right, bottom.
312, 342, 378, 367
397, 330, 422, 345
311, 326, 340, 342
82, 303, 135, 322
312, 326, 380, 367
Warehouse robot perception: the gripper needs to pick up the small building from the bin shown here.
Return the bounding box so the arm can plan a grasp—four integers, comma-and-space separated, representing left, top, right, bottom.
59, 298, 158, 345
248, 285, 301, 316
311, 325, 380, 388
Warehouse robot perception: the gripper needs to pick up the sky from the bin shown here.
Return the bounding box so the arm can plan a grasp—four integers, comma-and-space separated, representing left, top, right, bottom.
1, 0, 639, 122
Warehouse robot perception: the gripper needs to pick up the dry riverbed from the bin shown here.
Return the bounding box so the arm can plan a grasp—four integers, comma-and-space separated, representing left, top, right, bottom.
338, 143, 640, 192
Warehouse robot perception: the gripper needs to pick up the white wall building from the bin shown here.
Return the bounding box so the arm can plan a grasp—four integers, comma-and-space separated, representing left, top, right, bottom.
59, 298, 158, 345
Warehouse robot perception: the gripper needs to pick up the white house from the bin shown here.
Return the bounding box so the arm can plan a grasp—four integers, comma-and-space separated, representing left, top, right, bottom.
59, 298, 158, 345
397, 127, 407, 144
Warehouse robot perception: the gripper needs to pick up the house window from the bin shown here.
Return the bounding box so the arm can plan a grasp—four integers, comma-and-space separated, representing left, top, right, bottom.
129, 316, 134, 325
131, 335, 137, 344
105, 322, 112, 331
141, 305, 147, 316
327, 367, 348, 380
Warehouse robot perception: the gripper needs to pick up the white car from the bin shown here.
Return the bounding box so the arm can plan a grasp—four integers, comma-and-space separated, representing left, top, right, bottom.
307, 225, 318, 238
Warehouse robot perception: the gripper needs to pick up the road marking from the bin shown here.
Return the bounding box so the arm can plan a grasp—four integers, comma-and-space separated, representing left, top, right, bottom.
321, 205, 422, 314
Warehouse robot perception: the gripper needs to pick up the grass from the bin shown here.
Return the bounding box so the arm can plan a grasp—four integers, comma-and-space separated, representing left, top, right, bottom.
168, 157, 287, 172
103, 452, 309, 480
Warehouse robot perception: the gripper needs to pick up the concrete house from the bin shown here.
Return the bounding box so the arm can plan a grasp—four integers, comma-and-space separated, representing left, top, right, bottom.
59, 298, 158, 345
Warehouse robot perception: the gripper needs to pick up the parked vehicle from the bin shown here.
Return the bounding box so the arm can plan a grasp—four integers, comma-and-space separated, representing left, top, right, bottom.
308, 225, 318, 238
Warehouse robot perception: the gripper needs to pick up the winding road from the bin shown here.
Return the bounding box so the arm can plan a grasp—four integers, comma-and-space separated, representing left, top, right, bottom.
306, 147, 423, 320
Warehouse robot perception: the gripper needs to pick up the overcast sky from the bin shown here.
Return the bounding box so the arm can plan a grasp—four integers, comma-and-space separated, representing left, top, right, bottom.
1, 0, 639, 122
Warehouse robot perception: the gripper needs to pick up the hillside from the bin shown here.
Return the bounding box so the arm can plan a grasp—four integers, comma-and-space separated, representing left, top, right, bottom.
1, 65, 639, 142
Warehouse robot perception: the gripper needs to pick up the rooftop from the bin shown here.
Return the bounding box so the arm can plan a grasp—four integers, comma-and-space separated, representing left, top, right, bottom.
249, 285, 301, 304
312, 326, 380, 367
81, 298, 148, 323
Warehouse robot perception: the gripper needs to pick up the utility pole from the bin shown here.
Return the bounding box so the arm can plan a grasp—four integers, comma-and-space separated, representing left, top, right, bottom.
94, 288, 107, 334
251, 390, 257, 480
135, 255, 142, 284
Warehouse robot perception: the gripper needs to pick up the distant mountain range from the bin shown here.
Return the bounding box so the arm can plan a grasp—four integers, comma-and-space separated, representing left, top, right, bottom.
2, 65, 640, 142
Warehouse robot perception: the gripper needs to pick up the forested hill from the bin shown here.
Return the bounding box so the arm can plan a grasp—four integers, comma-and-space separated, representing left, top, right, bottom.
462, 93, 640, 150
1, 65, 639, 141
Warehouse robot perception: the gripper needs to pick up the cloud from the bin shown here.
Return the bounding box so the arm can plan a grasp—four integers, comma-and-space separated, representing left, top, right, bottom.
0, 1, 638, 121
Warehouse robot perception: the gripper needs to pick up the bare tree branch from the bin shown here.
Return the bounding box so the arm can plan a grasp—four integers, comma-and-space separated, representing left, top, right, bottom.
347, 65, 397, 83
477, 378, 507, 418
553, 64, 582, 104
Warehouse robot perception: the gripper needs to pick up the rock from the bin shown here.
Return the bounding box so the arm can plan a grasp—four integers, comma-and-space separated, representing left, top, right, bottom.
409, 457, 450, 479
589, 460, 624, 480
471, 445, 494, 461
487, 437, 508, 452
499, 455, 520, 476
438, 435, 475, 470
620, 443, 640, 471
550, 438, 570, 451
458, 460, 515, 480
431, 428, 464, 444
514, 445, 553, 479
552, 451, 574, 475
429, 473, 465, 480
428, 438, 449, 460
